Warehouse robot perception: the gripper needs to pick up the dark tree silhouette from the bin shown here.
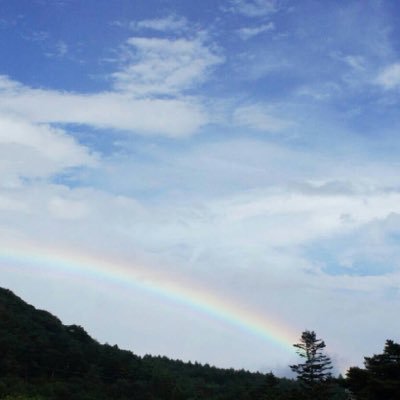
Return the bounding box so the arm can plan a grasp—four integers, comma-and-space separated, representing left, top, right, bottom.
290, 330, 332, 384
347, 339, 400, 400
290, 331, 333, 399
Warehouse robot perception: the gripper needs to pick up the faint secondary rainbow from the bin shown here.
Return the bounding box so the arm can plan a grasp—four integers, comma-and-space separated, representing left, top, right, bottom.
0, 241, 296, 351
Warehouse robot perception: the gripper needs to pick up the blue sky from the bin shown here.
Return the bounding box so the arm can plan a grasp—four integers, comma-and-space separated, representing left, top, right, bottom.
1, 0, 400, 374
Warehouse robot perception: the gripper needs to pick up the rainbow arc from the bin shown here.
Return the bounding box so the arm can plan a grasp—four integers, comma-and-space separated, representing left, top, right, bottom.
0, 241, 296, 351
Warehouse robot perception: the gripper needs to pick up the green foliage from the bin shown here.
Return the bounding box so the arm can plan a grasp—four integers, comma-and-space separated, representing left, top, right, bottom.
346, 339, 400, 399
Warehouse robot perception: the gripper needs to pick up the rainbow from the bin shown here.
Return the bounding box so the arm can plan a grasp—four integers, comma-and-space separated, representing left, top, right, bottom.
0, 240, 296, 351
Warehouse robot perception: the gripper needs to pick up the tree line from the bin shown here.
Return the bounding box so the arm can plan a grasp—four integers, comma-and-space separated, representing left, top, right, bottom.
276, 329, 400, 399
0, 287, 399, 399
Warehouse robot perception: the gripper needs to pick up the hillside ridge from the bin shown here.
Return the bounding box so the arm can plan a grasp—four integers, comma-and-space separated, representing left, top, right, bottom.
0, 286, 275, 400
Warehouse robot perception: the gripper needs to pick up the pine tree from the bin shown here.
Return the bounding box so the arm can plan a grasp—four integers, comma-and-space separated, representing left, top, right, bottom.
290, 330, 333, 386
347, 339, 400, 399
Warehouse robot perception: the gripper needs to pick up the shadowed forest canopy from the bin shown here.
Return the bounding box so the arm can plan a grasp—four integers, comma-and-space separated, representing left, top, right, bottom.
346, 340, 400, 400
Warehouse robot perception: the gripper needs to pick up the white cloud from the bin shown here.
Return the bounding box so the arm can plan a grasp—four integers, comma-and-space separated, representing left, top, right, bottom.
227, 0, 278, 17
0, 75, 20, 90
237, 22, 274, 40
376, 63, 400, 89
55, 41, 68, 57
22, 30, 49, 42
0, 15, 226, 140
233, 104, 291, 132
208, 189, 400, 247
113, 36, 224, 96
0, 31, 224, 139
48, 196, 90, 220
0, 113, 96, 182
330, 52, 366, 72
130, 15, 188, 32
343, 55, 366, 71
295, 82, 341, 101
0, 76, 207, 137
0, 194, 27, 212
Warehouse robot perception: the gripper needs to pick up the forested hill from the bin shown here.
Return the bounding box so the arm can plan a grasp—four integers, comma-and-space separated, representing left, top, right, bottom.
0, 286, 298, 400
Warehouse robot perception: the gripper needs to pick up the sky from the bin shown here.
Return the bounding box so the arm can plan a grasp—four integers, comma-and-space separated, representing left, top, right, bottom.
1, 0, 400, 375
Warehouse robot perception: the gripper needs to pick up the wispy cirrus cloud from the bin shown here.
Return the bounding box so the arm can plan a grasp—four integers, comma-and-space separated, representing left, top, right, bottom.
342, 55, 366, 71
226, 0, 278, 17
112, 35, 224, 97
233, 103, 291, 133
129, 15, 188, 32
376, 63, 400, 89
236, 22, 274, 40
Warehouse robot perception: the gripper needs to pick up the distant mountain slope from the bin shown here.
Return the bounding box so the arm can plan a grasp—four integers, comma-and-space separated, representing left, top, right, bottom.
0, 287, 275, 400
